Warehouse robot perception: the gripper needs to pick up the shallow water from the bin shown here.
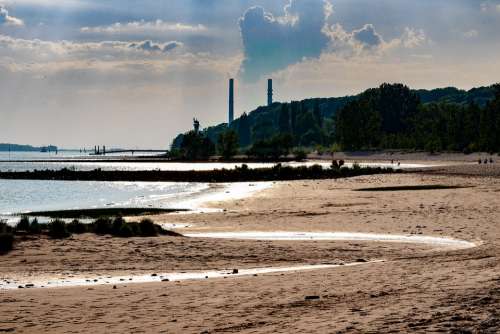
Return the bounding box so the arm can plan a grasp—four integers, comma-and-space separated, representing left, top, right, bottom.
184, 231, 477, 249
0, 261, 377, 290
0, 180, 272, 223
0, 231, 477, 290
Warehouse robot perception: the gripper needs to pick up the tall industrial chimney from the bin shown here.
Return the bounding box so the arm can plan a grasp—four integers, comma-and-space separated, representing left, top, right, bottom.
267, 79, 273, 107
228, 78, 234, 125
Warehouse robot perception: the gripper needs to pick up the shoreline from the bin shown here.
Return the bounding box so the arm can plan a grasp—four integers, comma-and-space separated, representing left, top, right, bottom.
1, 162, 500, 333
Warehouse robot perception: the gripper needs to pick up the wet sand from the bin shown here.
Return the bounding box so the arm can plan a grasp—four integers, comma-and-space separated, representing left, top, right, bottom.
1, 162, 500, 333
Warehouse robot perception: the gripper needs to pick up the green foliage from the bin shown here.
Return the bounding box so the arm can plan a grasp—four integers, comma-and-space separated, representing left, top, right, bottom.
28, 218, 43, 234
93, 217, 112, 235
0, 222, 12, 234
178, 130, 215, 160
171, 83, 497, 154
293, 148, 307, 161
330, 143, 342, 153
217, 130, 239, 160
335, 83, 500, 152
48, 219, 70, 239
67, 219, 88, 234
237, 112, 251, 147
138, 219, 158, 237
16, 216, 31, 232
0, 233, 14, 254
111, 216, 126, 235
247, 134, 293, 159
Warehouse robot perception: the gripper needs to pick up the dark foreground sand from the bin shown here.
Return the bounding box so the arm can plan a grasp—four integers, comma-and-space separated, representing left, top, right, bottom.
1, 163, 500, 333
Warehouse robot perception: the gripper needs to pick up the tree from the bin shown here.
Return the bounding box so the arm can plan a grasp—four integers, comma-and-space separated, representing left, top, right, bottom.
247, 134, 293, 160
180, 130, 215, 160
313, 100, 323, 128
237, 112, 251, 147
217, 130, 239, 160
277, 104, 291, 134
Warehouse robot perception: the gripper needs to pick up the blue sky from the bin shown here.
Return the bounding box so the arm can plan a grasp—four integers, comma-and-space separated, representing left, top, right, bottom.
1, 0, 500, 147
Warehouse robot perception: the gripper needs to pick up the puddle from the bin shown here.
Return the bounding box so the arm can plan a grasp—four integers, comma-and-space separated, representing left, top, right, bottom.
1, 231, 476, 290
0, 261, 379, 290
184, 231, 477, 249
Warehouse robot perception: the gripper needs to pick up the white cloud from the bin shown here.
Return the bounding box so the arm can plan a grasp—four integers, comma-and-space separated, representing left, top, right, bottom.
480, 1, 500, 13
325, 23, 427, 56
129, 40, 182, 53
399, 27, 427, 48
0, 34, 183, 63
0, 5, 24, 26
81, 20, 207, 34
464, 29, 479, 38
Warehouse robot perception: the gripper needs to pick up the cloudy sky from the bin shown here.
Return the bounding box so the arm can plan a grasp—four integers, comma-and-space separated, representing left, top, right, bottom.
1, 0, 500, 148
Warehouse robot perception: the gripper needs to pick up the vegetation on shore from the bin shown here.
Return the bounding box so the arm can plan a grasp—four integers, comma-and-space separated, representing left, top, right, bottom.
0, 217, 182, 255
170, 83, 499, 159
0, 163, 397, 183
23, 208, 187, 219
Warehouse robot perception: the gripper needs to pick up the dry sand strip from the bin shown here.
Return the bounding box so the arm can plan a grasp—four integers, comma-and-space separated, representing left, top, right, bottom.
1, 232, 476, 290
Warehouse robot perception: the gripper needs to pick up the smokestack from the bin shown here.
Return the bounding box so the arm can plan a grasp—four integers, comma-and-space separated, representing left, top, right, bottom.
228, 78, 234, 125
267, 79, 273, 107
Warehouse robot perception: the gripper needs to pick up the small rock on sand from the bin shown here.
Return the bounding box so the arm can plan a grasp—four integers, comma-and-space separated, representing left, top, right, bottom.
305, 296, 320, 301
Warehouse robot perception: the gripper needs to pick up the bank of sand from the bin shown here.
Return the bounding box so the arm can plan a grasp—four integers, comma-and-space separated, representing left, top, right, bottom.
1, 163, 500, 333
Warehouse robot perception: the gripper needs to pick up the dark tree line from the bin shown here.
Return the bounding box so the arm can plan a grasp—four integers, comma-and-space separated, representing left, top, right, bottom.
171, 83, 498, 158
335, 84, 500, 153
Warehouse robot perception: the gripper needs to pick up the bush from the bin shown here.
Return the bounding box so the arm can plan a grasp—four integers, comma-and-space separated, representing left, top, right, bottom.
48, 219, 70, 239
293, 148, 307, 161
67, 219, 88, 234
0, 233, 14, 254
117, 224, 134, 238
0, 222, 13, 234
139, 219, 158, 237
28, 218, 43, 234
111, 217, 126, 235
16, 216, 31, 232
93, 217, 112, 235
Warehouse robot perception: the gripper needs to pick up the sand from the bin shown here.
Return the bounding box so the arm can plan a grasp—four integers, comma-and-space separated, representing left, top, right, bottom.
1, 162, 500, 333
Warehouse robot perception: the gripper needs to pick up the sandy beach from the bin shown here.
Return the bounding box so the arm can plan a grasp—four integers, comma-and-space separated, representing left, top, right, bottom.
1, 161, 500, 333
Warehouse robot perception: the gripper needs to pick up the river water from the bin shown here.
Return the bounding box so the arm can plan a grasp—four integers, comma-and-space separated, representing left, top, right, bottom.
0, 151, 433, 221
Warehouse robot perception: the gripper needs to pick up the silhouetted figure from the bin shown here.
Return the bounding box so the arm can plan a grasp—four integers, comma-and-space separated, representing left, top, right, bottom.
478, 159, 482, 164
484, 159, 488, 164
490, 158, 494, 163
339, 160, 345, 167
193, 118, 200, 133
